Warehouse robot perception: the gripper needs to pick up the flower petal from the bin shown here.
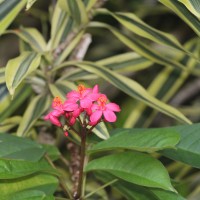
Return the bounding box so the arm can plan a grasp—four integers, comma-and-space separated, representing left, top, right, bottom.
49, 115, 61, 126
103, 110, 117, 122
80, 98, 92, 108
92, 85, 99, 93
106, 103, 121, 112
67, 91, 80, 100
90, 110, 102, 122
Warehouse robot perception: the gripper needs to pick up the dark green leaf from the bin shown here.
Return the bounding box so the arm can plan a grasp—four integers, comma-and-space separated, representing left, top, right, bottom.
88, 128, 180, 154
85, 151, 175, 192
0, 133, 45, 162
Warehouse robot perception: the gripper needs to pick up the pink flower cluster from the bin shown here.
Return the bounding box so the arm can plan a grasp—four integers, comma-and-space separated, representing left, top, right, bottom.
44, 84, 120, 136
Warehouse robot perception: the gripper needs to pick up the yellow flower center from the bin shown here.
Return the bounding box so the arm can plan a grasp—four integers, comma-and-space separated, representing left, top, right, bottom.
78, 84, 86, 94
53, 96, 62, 107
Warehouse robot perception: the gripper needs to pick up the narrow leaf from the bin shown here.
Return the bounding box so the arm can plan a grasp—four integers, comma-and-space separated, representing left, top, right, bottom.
58, 0, 88, 25
0, 0, 26, 34
85, 151, 175, 192
5, 52, 41, 95
0, 67, 5, 84
17, 94, 50, 137
160, 0, 200, 37
178, 0, 200, 19
66, 61, 191, 124
98, 8, 185, 52
9, 27, 47, 52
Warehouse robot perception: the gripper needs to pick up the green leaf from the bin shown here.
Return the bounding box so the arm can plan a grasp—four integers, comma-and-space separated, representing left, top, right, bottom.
50, 2, 74, 49
42, 145, 61, 161
89, 22, 195, 74
0, 84, 32, 122
85, 151, 175, 192
0, 0, 26, 34
162, 123, 200, 168
97, 8, 185, 53
17, 94, 51, 137
26, 0, 37, 11
9, 27, 47, 52
95, 172, 185, 200
0, 173, 58, 197
88, 128, 180, 154
92, 122, 110, 140
178, 0, 200, 19
96, 52, 153, 72
57, 61, 191, 124
55, 30, 85, 65
5, 52, 41, 96
160, 0, 200, 37
6, 190, 54, 200
0, 116, 21, 132
0, 67, 5, 84
58, 0, 88, 25
0, 133, 45, 162
0, 158, 58, 179
124, 38, 198, 128
49, 80, 77, 101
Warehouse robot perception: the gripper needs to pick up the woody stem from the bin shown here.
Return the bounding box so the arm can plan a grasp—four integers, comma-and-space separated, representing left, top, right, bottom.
74, 126, 87, 199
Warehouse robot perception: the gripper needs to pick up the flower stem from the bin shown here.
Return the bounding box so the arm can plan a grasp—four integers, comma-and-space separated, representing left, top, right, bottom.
74, 127, 87, 199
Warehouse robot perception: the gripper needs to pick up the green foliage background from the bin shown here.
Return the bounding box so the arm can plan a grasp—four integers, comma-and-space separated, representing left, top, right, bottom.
0, 0, 200, 199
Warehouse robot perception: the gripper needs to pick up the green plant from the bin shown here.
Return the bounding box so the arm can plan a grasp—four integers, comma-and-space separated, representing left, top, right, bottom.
0, 0, 200, 199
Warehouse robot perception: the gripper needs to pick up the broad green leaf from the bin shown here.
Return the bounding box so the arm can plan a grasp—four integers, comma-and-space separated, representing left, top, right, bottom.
0, 116, 21, 132
0, 84, 31, 122
0, 67, 5, 84
26, 0, 37, 10
58, 0, 88, 25
57, 61, 191, 124
178, 0, 200, 19
6, 190, 54, 200
9, 27, 47, 52
42, 145, 61, 161
0, 133, 45, 161
0, 173, 58, 197
0, 158, 58, 179
50, 2, 74, 49
88, 128, 180, 154
17, 94, 50, 137
85, 151, 175, 192
95, 172, 185, 200
0, 0, 26, 34
5, 52, 41, 95
89, 22, 196, 74
162, 123, 200, 168
97, 8, 185, 52
160, 0, 200, 37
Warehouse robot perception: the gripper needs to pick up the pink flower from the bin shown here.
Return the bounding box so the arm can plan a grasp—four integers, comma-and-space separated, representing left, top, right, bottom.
44, 111, 62, 127
90, 94, 120, 124
44, 96, 64, 127
66, 84, 100, 109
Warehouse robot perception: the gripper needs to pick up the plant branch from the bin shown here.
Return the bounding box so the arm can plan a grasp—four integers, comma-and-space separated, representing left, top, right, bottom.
73, 127, 87, 199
